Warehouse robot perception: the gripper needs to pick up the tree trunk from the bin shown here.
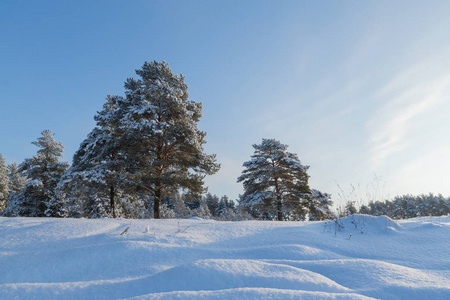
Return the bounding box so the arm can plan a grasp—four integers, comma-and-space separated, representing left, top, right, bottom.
153, 137, 164, 220
274, 177, 282, 221
110, 185, 116, 218
154, 181, 162, 219
277, 199, 282, 221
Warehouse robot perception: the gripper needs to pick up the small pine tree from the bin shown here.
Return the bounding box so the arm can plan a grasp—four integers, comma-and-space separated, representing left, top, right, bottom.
7, 130, 68, 217
195, 201, 211, 218
172, 193, 192, 218
0, 154, 9, 213
160, 203, 176, 219
118, 194, 149, 219
2, 163, 28, 217
7, 163, 27, 195
308, 190, 334, 221
205, 193, 220, 216
359, 204, 371, 215
238, 138, 311, 221
344, 201, 358, 216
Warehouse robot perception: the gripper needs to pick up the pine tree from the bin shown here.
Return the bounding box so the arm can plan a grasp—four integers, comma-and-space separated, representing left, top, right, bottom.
115, 61, 220, 219
308, 190, 333, 221
172, 193, 192, 218
7, 163, 27, 195
7, 130, 68, 217
216, 195, 227, 216
359, 204, 371, 215
238, 138, 311, 221
344, 201, 358, 216
205, 193, 220, 216
59, 95, 130, 218
215, 195, 236, 218
194, 198, 212, 218
62, 62, 219, 219
0, 154, 9, 213
2, 163, 28, 216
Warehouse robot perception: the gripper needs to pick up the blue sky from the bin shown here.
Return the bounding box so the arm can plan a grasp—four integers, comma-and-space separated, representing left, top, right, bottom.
2, 0, 450, 208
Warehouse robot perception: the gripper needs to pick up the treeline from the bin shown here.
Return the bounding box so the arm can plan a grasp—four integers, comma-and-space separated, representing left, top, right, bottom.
342, 193, 450, 219
0, 133, 334, 221
0, 137, 241, 220
0, 61, 333, 221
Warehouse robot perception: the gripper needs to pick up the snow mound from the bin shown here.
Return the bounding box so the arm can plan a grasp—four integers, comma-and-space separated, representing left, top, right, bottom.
1, 216, 449, 299
332, 214, 402, 234
223, 244, 344, 260
266, 259, 450, 300
144, 259, 351, 294
410, 221, 446, 230
130, 288, 376, 300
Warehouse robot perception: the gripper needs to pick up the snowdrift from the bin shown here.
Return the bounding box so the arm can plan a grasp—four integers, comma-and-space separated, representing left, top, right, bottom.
0, 215, 449, 299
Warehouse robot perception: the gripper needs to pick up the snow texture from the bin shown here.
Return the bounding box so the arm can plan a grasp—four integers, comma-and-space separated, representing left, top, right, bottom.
0, 215, 449, 299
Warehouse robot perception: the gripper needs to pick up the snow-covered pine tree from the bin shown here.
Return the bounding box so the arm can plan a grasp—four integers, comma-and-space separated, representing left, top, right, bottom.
8, 130, 68, 217
194, 199, 212, 218
344, 201, 358, 217
172, 194, 192, 218
215, 195, 236, 218
2, 163, 28, 216
0, 154, 9, 213
121, 195, 149, 219
114, 61, 220, 219
215, 195, 227, 216
359, 204, 371, 215
59, 95, 131, 218
184, 192, 201, 210
238, 138, 311, 221
62, 62, 219, 219
205, 193, 220, 216
368, 200, 387, 217
7, 163, 27, 195
308, 189, 333, 221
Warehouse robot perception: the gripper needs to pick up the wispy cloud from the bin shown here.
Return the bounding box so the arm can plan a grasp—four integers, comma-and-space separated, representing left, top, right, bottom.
367, 57, 450, 171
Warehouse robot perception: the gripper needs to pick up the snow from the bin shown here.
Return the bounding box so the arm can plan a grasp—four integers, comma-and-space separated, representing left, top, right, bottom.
0, 215, 449, 299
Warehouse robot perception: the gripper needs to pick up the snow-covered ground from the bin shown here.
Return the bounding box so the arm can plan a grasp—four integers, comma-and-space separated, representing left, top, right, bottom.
0, 215, 449, 299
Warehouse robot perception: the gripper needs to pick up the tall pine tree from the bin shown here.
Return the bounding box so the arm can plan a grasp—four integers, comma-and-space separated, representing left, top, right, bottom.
238, 139, 311, 221
62, 61, 219, 219
114, 61, 220, 219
